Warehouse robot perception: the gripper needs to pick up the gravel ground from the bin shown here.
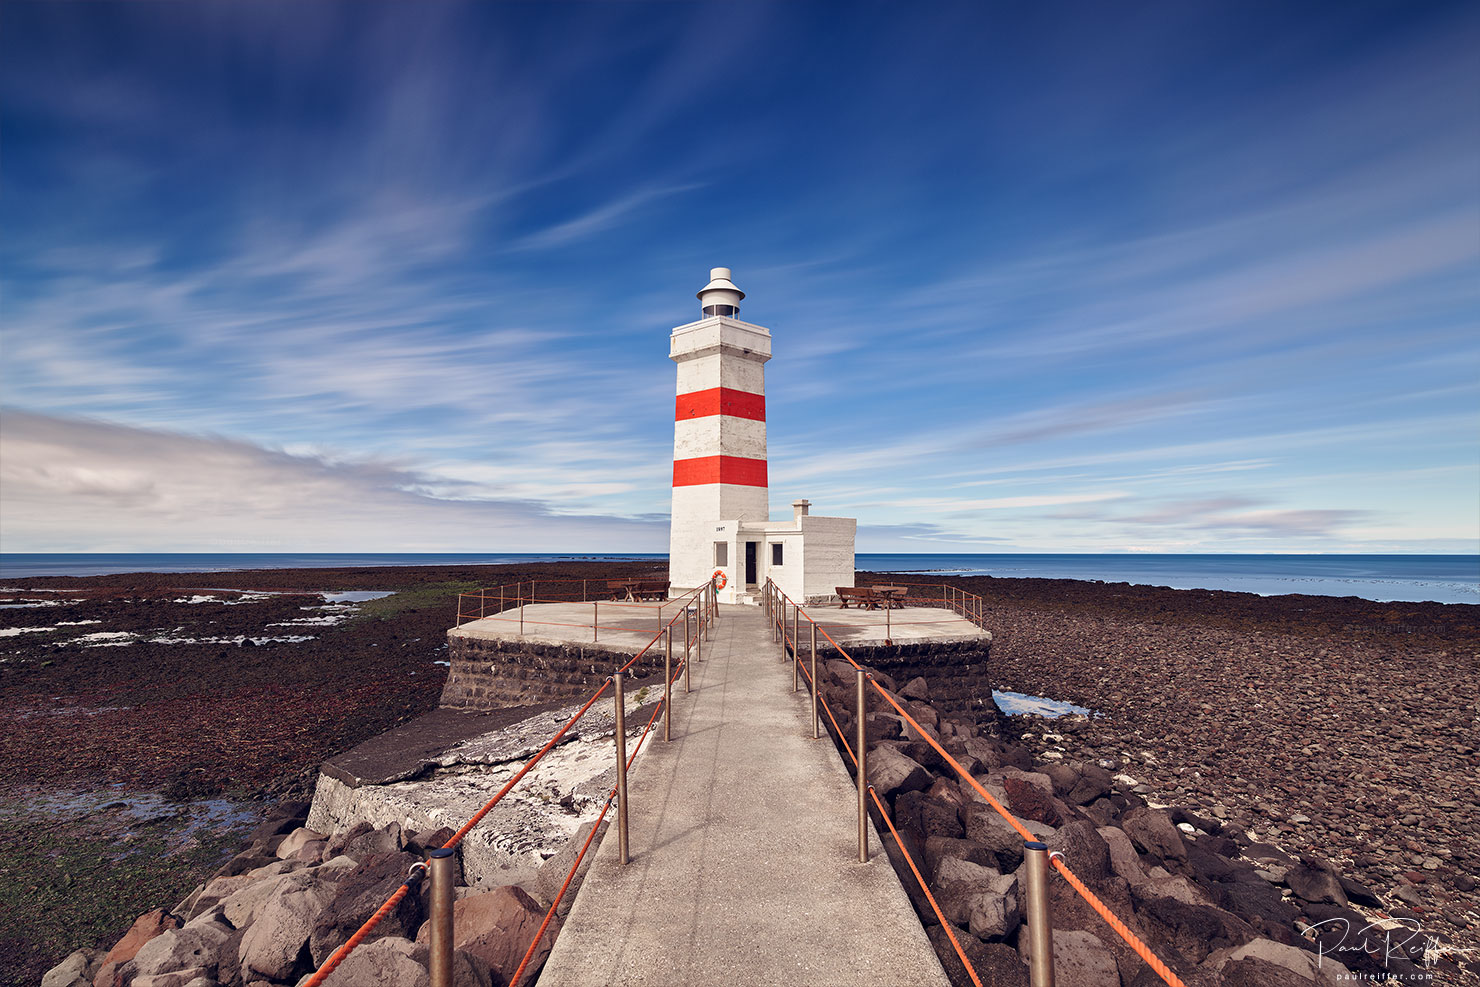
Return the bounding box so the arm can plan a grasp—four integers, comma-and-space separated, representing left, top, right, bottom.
894, 572, 1480, 970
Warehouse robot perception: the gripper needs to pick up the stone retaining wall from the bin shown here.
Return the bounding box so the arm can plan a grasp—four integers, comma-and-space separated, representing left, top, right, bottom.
819, 639, 998, 724
440, 635, 665, 709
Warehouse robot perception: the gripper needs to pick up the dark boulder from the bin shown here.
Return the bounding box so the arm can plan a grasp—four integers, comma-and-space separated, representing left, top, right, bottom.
1002, 776, 1061, 827
897, 790, 966, 840
927, 924, 1029, 987
1046, 820, 1113, 884
308, 850, 426, 966
1121, 807, 1188, 861
869, 745, 933, 799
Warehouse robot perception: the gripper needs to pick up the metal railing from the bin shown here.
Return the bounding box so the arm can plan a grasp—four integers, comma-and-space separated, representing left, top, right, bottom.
455, 577, 706, 641
305, 578, 719, 987
763, 578, 1188, 987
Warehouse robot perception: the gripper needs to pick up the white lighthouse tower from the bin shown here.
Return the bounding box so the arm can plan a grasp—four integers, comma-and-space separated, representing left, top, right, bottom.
669, 268, 856, 604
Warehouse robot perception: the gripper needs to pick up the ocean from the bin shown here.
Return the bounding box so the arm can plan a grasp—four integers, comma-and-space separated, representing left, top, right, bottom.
1, 552, 1476, 605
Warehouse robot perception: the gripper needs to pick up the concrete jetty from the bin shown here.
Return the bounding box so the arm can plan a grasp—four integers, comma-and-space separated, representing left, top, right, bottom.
537, 604, 950, 987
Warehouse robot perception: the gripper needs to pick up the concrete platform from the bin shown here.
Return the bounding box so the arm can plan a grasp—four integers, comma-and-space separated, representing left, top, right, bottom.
537, 605, 950, 987
451, 601, 987, 654
803, 604, 990, 648
451, 600, 693, 656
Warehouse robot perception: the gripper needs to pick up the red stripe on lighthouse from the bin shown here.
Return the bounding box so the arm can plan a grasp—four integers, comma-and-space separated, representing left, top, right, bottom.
674, 387, 766, 422
672, 455, 768, 487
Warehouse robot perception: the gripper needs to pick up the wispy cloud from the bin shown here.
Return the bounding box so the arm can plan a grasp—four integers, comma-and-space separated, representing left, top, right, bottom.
0, 410, 664, 552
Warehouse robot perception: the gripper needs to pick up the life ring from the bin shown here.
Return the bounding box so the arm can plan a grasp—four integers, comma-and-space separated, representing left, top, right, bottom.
712, 570, 728, 590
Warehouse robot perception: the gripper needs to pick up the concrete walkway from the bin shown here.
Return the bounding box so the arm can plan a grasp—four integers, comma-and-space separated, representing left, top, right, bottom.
537, 605, 950, 987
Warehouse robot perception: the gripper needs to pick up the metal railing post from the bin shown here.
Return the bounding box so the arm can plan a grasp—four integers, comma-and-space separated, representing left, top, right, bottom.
856, 668, 869, 863
1024, 841, 1055, 987
499, 584, 504, 613
480, 590, 486, 620
664, 627, 673, 743
593, 602, 598, 643
613, 673, 629, 865
428, 848, 455, 987
690, 605, 699, 688
583, 578, 587, 602
792, 604, 800, 687
810, 622, 819, 739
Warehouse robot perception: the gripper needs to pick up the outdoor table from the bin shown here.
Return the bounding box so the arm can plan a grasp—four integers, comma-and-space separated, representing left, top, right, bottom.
872, 586, 908, 609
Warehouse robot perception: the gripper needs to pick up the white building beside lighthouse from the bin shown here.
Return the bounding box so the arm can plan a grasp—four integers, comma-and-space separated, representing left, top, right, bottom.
669, 268, 856, 605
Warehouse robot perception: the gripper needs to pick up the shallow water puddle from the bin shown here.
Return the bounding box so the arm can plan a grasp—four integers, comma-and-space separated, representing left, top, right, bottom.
992, 689, 1096, 718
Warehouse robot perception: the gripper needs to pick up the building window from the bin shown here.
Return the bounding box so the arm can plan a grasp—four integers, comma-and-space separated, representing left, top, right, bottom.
714, 542, 728, 566
771, 542, 784, 566
702, 304, 738, 317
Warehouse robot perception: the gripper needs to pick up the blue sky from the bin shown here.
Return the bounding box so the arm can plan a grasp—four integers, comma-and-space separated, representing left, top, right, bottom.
1, 1, 1476, 554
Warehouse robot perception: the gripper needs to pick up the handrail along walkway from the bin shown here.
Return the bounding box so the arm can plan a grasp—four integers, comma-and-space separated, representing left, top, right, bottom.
764, 578, 1189, 987
303, 579, 718, 987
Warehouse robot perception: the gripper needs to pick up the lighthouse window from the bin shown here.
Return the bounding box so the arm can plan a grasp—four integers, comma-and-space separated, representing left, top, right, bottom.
714, 542, 728, 566
702, 304, 738, 317
771, 543, 784, 566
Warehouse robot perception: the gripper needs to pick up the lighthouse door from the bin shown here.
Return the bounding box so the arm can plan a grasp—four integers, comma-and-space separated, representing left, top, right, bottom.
744, 542, 758, 586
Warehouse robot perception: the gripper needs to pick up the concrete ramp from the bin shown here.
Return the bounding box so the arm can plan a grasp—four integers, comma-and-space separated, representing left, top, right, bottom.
537, 606, 949, 987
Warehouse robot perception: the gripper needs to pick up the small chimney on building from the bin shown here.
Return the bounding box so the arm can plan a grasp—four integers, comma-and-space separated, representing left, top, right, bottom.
793, 499, 811, 522
698, 267, 744, 318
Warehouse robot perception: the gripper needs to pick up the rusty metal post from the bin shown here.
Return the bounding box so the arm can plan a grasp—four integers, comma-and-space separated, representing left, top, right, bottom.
810, 622, 819, 739
664, 627, 673, 742
499, 583, 504, 613
690, 606, 698, 690
613, 673, 629, 865
1025, 842, 1055, 987
479, 590, 485, 620
428, 848, 455, 987
856, 668, 869, 862
593, 602, 598, 642
583, 578, 587, 602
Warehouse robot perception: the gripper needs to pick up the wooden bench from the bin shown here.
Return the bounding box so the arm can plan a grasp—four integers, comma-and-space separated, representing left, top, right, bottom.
837, 586, 882, 610
629, 579, 670, 602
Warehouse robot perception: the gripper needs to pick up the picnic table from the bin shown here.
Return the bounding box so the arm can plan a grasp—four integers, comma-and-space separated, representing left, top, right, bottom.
837, 586, 882, 610
872, 586, 908, 609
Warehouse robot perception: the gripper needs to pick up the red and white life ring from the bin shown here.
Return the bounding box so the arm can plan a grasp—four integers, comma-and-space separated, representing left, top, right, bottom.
712, 570, 728, 590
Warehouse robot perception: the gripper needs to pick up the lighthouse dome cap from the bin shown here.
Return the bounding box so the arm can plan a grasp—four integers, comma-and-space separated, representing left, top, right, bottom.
697, 267, 745, 302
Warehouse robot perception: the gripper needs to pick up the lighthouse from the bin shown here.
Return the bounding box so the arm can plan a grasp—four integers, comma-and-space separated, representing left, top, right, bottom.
669, 268, 856, 604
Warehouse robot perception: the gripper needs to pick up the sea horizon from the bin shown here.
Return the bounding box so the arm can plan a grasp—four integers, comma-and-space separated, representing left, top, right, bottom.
3, 551, 1476, 605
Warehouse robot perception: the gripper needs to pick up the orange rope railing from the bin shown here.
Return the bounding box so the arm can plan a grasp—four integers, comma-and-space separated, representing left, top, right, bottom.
508, 654, 686, 985
302, 581, 711, 985
766, 579, 1188, 987
869, 786, 982, 987
301, 870, 423, 987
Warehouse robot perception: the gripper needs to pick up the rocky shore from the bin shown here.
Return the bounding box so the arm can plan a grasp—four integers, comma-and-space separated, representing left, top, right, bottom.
12, 562, 1477, 985
930, 572, 1479, 981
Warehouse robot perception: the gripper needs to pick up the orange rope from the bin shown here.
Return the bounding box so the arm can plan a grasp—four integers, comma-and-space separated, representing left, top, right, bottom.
867, 680, 1034, 843
509, 656, 683, 986
788, 583, 1187, 987
301, 877, 417, 987
1052, 858, 1188, 987
869, 787, 981, 987
442, 680, 610, 850
318, 585, 711, 980
509, 795, 613, 986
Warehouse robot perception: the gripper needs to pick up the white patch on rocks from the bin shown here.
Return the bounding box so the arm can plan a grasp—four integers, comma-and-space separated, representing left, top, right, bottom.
306, 694, 656, 889
71, 631, 138, 647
